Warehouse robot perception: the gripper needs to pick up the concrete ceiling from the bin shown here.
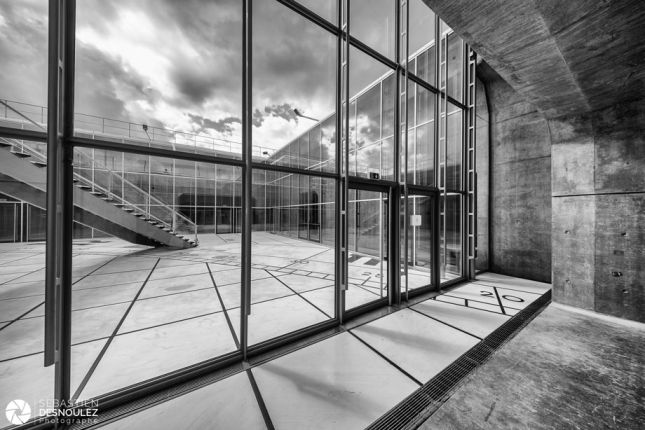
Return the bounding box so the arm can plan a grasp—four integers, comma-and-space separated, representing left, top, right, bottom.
423, 0, 645, 119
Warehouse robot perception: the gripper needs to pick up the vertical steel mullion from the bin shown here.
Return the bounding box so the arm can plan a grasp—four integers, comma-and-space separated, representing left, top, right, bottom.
55, 0, 76, 412
401, 0, 410, 302
334, 1, 346, 324
438, 21, 448, 280
240, 0, 252, 358
44, 0, 60, 368
338, 0, 349, 323
21, 202, 25, 242
389, 0, 401, 305
432, 190, 440, 289
432, 14, 440, 288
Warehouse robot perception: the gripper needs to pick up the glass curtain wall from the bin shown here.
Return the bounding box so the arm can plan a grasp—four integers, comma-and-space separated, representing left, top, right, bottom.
0, 0, 472, 421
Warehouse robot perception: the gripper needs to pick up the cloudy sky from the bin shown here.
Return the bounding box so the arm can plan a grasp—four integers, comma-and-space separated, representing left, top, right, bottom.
0, 0, 435, 154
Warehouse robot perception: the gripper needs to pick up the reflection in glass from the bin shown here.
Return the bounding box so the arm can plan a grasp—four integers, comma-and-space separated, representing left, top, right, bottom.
411, 84, 436, 186
0, 138, 53, 419
248, 171, 335, 346
409, 0, 436, 79
447, 103, 462, 190
447, 34, 464, 102
0, 1, 48, 132
441, 193, 462, 281
75, 0, 243, 157
70, 150, 241, 400
349, 47, 396, 179
347, 189, 388, 310
407, 194, 433, 290
350, 0, 396, 60
253, 0, 336, 167
296, 0, 338, 24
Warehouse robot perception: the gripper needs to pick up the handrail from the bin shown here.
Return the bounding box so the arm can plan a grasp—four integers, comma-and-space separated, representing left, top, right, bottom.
0, 98, 276, 158
72, 149, 197, 234
0, 136, 198, 242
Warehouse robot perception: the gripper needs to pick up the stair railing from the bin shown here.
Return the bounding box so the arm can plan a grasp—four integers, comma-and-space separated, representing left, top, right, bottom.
0, 136, 198, 244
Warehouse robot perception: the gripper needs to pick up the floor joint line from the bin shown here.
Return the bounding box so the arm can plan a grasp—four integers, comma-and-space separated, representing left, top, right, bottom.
348, 330, 423, 387
492, 286, 507, 315
408, 306, 483, 340
246, 369, 276, 430
266, 270, 333, 319
207, 262, 240, 349
0, 300, 45, 332
70, 258, 161, 402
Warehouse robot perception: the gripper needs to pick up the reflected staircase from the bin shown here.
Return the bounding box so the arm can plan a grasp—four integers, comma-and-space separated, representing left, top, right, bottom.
0, 136, 197, 248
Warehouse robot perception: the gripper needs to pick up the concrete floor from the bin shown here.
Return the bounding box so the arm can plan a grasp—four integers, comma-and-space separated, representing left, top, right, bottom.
420, 303, 645, 430
1, 229, 545, 429
88, 272, 549, 430
0, 232, 452, 415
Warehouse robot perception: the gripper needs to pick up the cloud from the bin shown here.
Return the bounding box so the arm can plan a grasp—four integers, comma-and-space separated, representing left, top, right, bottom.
252, 109, 265, 127
188, 113, 240, 135
251, 103, 300, 129
264, 104, 299, 123
74, 41, 162, 121
0, 1, 48, 106
0, 0, 395, 153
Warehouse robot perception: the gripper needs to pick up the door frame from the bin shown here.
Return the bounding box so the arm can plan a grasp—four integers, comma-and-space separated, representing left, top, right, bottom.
404, 184, 441, 300
343, 178, 396, 319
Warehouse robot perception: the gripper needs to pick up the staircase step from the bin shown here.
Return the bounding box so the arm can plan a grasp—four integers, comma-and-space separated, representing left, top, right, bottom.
91, 191, 106, 197
113, 203, 125, 207
0, 142, 12, 148
11, 151, 31, 158
123, 208, 134, 213
31, 161, 47, 168
134, 213, 144, 217
78, 185, 92, 190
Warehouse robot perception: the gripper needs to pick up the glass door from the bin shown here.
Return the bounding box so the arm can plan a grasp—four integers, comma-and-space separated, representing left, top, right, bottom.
403, 191, 436, 295
345, 186, 389, 312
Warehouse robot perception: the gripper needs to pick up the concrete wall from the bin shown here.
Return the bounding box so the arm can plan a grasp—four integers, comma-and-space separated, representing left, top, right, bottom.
551, 99, 645, 322
478, 69, 644, 321
478, 65, 552, 283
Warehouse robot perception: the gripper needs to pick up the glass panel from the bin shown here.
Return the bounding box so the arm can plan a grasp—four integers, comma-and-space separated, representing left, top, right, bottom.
346, 189, 388, 310
0, 138, 53, 420
447, 33, 464, 102
321, 179, 335, 246
441, 193, 462, 282
253, 0, 336, 169
75, 0, 243, 158
349, 47, 396, 179
447, 102, 462, 190
296, 0, 338, 24
410, 84, 436, 186
409, 0, 436, 86
350, 0, 396, 60
71, 150, 241, 401
248, 171, 335, 346
407, 195, 432, 290
0, 2, 48, 132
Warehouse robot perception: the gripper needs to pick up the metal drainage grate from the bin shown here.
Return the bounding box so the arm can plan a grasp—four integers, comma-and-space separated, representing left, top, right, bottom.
367, 290, 552, 430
